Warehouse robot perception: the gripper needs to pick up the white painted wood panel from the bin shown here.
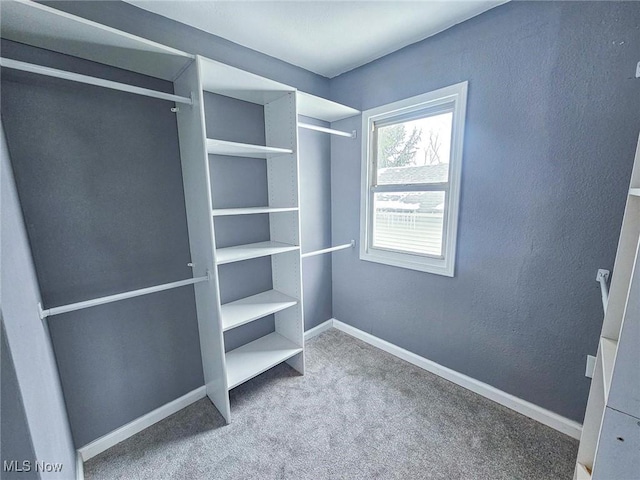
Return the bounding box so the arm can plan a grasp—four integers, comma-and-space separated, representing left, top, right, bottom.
174, 57, 230, 422
297, 91, 359, 122
215, 241, 299, 265
206, 139, 292, 158
592, 408, 640, 480
221, 290, 298, 331
199, 57, 293, 105
1, 0, 192, 81
225, 332, 303, 389
600, 338, 616, 401
212, 206, 298, 216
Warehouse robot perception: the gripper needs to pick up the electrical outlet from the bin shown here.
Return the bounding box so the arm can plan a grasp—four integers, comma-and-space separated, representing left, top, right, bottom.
636, 61, 640, 78
585, 355, 597, 378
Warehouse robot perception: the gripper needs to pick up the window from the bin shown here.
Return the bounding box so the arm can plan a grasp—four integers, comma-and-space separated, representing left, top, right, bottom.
360, 82, 467, 276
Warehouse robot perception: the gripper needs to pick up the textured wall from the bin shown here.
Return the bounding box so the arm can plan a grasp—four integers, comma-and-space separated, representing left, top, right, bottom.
329, 1, 640, 422
1, 40, 203, 446
1, 120, 75, 475
299, 116, 333, 330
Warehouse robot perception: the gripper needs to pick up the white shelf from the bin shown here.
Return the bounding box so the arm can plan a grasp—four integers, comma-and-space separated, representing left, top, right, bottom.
576, 462, 592, 480
600, 337, 617, 400
212, 206, 298, 217
221, 290, 297, 331
206, 139, 292, 158
1, 0, 193, 81
216, 241, 299, 265
225, 332, 302, 389
297, 91, 360, 122
629, 188, 640, 197
200, 57, 293, 105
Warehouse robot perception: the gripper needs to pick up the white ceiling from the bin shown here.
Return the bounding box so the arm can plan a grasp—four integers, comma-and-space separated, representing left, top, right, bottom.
125, 1, 507, 78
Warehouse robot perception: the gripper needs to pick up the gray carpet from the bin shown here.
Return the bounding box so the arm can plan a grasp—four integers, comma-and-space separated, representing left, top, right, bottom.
85, 329, 578, 480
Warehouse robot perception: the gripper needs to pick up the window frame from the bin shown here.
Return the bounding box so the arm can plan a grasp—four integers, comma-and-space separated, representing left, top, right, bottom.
359, 81, 468, 276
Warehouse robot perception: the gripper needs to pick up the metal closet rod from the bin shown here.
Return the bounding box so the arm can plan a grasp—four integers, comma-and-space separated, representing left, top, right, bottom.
596, 268, 610, 313
302, 240, 355, 259
0, 58, 193, 105
297, 121, 356, 139
39, 273, 210, 319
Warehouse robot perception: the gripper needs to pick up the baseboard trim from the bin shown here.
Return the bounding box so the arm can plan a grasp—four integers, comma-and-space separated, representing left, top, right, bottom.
332, 319, 582, 439
304, 319, 334, 340
78, 386, 206, 461
76, 451, 84, 480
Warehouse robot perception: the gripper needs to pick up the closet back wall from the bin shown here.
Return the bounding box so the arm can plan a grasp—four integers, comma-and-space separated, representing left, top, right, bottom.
1, 40, 203, 447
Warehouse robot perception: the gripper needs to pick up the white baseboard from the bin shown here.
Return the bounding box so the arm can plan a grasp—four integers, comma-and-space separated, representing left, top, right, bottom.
304, 319, 334, 340
76, 451, 84, 480
78, 386, 206, 461
332, 319, 582, 439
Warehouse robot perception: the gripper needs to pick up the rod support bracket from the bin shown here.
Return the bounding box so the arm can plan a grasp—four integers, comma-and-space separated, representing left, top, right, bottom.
351, 130, 357, 139
350, 239, 356, 247
596, 269, 610, 283
37, 302, 48, 320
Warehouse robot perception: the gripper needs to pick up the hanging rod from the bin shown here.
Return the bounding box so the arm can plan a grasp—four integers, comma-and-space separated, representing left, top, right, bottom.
301, 240, 355, 258
596, 269, 610, 313
298, 122, 356, 138
0, 58, 193, 105
38, 273, 209, 319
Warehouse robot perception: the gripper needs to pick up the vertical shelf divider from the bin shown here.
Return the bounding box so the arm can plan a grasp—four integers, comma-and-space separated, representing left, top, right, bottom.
174, 56, 230, 423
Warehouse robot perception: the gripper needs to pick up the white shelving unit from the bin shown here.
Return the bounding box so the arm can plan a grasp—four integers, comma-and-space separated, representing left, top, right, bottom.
575, 134, 640, 479
177, 56, 310, 420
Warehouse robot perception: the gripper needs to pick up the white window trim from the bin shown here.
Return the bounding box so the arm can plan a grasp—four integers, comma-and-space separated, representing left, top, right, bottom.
359, 81, 468, 277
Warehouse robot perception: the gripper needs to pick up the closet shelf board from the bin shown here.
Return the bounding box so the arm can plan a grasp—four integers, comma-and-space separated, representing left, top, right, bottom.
216, 241, 299, 265
1, 0, 193, 81
206, 139, 292, 158
199, 57, 293, 105
221, 290, 298, 331
212, 206, 298, 217
297, 91, 360, 122
226, 332, 302, 389
600, 337, 617, 400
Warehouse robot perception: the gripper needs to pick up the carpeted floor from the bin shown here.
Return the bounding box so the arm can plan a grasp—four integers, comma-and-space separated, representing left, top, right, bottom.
85, 329, 578, 480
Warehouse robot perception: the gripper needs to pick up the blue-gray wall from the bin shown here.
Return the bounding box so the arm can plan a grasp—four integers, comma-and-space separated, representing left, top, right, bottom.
299, 116, 333, 330
1, 40, 203, 447
329, 1, 640, 422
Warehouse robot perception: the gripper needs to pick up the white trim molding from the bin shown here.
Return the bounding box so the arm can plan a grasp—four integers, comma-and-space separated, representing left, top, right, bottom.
77, 386, 206, 461
304, 319, 335, 340
359, 82, 467, 277
76, 451, 84, 480
331, 319, 583, 439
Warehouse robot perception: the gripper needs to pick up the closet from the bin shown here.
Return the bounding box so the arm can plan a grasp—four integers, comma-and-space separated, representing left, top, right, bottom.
0, 0, 358, 437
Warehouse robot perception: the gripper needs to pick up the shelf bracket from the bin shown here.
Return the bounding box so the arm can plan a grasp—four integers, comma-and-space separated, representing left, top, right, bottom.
596, 268, 610, 313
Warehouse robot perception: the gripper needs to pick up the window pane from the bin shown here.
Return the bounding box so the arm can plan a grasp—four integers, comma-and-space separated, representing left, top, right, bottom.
376, 112, 452, 185
373, 191, 445, 257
